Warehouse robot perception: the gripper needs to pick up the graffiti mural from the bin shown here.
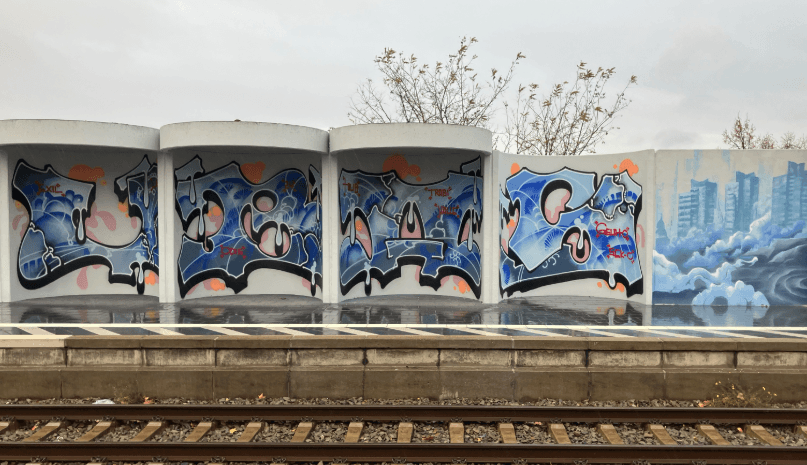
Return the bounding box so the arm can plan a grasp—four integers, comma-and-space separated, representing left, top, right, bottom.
174, 156, 322, 297
339, 157, 483, 298
500, 166, 643, 297
12, 156, 159, 293
654, 150, 807, 306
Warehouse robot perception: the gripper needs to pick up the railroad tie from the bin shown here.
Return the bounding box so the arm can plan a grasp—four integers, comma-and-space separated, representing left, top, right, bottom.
449, 421, 464, 443
237, 421, 265, 443
744, 424, 783, 446
130, 420, 167, 442
549, 423, 571, 444
644, 423, 677, 445
185, 420, 218, 442
76, 420, 117, 442
23, 420, 65, 442
796, 425, 807, 438
696, 424, 730, 445
597, 423, 624, 445
344, 421, 364, 443
397, 421, 414, 443
0, 419, 17, 434
291, 421, 315, 442
497, 422, 517, 444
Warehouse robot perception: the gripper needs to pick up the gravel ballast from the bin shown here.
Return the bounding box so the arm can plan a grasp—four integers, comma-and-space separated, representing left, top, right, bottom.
358, 421, 397, 442
412, 421, 449, 443
515, 422, 551, 443
2, 396, 805, 408
614, 423, 658, 445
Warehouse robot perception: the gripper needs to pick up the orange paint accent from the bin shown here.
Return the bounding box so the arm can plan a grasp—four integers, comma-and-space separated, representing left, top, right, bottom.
240, 161, 266, 183
617, 158, 639, 176
508, 218, 516, 228
511, 163, 520, 175
205, 307, 221, 317
100, 180, 107, 186
144, 271, 158, 286
356, 222, 363, 232
118, 201, 128, 213
208, 205, 223, 217
597, 282, 603, 288
68, 165, 105, 182
457, 279, 471, 294
210, 279, 226, 291
613, 164, 618, 169
14, 201, 22, 210
382, 154, 421, 180
616, 283, 626, 293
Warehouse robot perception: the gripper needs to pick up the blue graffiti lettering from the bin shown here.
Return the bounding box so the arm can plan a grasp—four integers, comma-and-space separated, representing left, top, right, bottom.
12, 156, 159, 293
339, 158, 483, 297
174, 156, 322, 297
500, 167, 643, 296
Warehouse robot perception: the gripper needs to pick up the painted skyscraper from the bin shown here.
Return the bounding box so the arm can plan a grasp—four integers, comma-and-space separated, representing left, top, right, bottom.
677, 179, 717, 236
772, 161, 807, 227
724, 171, 759, 234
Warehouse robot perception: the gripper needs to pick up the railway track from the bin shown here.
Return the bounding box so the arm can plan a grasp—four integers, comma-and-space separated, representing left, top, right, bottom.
0, 404, 805, 463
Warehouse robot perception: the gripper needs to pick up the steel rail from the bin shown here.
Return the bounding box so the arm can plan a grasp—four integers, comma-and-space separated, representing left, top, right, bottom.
0, 443, 805, 463
0, 405, 805, 423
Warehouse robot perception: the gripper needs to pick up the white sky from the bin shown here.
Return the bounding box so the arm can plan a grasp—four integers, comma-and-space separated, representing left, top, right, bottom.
1, 0, 805, 153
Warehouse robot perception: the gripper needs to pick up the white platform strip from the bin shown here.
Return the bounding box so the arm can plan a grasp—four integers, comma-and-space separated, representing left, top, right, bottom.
2, 324, 806, 338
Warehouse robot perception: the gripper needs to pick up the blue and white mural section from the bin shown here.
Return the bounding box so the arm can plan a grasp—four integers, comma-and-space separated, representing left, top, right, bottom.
654, 150, 807, 307
174, 155, 322, 299
10, 154, 159, 299
498, 151, 652, 302
338, 154, 483, 299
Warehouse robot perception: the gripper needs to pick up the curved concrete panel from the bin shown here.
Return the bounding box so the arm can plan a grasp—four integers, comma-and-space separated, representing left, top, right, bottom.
0, 119, 159, 150
1, 120, 160, 302
332, 123, 490, 302
164, 121, 327, 302
160, 121, 328, 154
329, 123, 492, 155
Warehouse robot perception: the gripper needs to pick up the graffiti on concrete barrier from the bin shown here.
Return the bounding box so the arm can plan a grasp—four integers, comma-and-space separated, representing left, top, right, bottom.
339, 157, 483, 298
500, 166, 643, 297
12, 156, 159, 293
174, 156, 322, 297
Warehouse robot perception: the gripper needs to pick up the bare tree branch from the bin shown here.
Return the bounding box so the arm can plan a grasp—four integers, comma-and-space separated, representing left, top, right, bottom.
502, 63, 636, 156
722, 115, 807, 150
348, 37, 522, 129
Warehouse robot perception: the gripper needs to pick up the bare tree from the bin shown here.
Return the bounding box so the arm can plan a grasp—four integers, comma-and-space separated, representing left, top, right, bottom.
780, 131, 807, 149
501, 63, 637, 156
722, 114, 807, 149
349, 39, 637, 156
722, 114, 757, 149
759, 133, 777, 149
348, 37, 524, 127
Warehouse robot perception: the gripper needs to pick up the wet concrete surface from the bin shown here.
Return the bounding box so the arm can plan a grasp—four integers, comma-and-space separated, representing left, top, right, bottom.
1, 294, 805, 328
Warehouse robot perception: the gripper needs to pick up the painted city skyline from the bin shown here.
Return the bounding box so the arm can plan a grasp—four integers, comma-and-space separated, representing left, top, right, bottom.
654, 150, 807, 308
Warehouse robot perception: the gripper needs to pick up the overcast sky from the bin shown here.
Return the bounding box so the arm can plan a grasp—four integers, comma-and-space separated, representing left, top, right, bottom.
1, 0, 805, 153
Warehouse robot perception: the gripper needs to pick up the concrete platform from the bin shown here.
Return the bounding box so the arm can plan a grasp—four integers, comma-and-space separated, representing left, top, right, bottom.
0, 335, 804, 401
0, 296, 804, 401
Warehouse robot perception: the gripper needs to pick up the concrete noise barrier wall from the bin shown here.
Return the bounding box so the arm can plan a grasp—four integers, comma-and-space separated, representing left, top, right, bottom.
0, 120, 805, 308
